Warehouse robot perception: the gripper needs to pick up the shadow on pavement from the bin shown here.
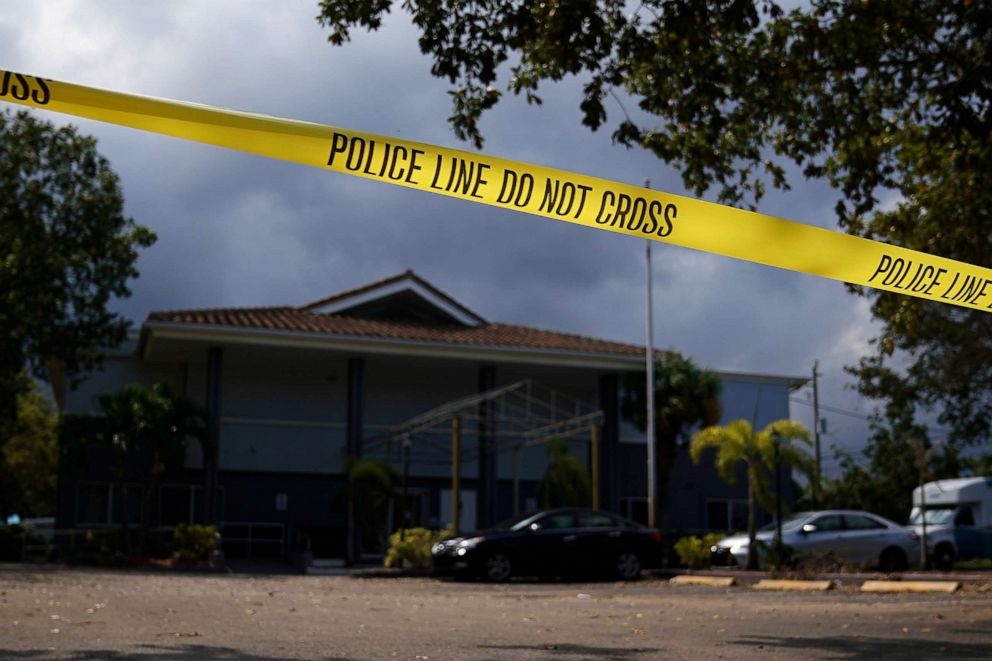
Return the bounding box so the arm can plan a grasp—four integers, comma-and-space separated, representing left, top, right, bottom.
0, 645, 352, 660
477, 642, 659, 658
731, 634, 990, 660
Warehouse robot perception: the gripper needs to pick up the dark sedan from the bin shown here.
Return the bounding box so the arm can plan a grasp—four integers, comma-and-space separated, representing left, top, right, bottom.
432, 508, 662, 581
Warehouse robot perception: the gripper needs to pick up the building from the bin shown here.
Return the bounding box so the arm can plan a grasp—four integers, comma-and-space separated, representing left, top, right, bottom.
56, 271, 806, 562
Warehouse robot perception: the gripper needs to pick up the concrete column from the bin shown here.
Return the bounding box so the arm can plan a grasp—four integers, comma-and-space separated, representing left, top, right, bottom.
598, 374, 620, 514
345, 357, 365, 565
204, 347, 223, 525
477, 365, 497, 528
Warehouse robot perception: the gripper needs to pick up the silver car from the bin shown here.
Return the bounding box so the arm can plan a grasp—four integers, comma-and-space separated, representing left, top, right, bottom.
711, 510, 918, 571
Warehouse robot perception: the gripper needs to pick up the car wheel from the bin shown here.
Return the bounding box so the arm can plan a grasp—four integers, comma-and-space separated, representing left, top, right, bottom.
616, 551, 641, 581
484, 552, 513, 582
878, 547, 907, 573
933, 544, 954, 571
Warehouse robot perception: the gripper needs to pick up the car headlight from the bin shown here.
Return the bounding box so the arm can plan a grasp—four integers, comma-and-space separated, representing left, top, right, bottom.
431, 542, 446, 554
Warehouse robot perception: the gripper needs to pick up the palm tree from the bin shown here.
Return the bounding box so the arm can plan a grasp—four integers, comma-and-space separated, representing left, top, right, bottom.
690, 419, 813, 569
622, 352, 722, 528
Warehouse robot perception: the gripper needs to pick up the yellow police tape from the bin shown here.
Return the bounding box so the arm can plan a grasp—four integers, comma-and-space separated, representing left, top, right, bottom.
3, 68, 992, 313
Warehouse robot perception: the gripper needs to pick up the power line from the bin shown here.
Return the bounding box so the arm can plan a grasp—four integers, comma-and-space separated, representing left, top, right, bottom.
790, 396, 954, 433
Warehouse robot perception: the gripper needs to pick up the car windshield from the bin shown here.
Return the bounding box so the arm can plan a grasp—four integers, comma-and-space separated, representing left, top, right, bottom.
909, 507, 956, 525
758, 512, 810, 533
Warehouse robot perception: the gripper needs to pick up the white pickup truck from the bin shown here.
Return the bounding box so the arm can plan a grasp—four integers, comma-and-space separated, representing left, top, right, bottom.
910, 477, 992, 569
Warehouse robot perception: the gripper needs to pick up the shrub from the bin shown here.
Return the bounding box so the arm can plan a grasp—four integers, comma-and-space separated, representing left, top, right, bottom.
384, 527, 450, 569
673, 533, 724, 569
172, 523, 219, 562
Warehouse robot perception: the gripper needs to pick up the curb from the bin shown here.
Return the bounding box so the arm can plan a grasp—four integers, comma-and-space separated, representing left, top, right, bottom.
670, 575, 736, 588
861, 580, 961, 594
752, 579, 833, 591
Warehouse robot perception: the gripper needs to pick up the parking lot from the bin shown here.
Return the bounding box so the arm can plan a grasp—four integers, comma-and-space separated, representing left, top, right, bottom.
1, 564, 991, 660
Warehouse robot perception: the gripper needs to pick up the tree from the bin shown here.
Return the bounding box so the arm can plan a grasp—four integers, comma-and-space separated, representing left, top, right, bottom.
317, 1, 992, 453
0, 380, 58, 518
345, 457, 398, 552
690, 418, 812, 569
536, 438, 591, 509
95, 383, 206, 544
819, 414, 957, 525
621, 351, 721, 528
0, 109, 155, 423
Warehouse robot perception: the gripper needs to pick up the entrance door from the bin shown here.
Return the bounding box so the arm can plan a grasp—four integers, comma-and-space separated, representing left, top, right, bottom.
440, 489, 476, 533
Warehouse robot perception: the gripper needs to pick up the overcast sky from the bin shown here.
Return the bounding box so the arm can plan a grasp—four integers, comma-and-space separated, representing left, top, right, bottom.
1, 0, 904, 472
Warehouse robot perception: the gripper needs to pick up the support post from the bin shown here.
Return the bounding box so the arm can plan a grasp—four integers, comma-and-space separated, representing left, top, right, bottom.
204, 347, 222, 525
591, 424, 601, 510
477, 366, 497, 528
345, 357, 365, 566
645, 239, 657, 528
812, 360, 821, 510
451, 416, 461, 533
512, 446, 520, 515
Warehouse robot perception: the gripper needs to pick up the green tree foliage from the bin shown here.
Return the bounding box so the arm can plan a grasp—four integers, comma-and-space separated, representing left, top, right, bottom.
0, 110, 155, 423
622, 352, 721, 527
346, 456, 397, 551
536, 438, 591, 508
317, 1, 992, 453
95, 383, 206, 534
0, 380, 58, 517
690, 418, 812, 569
819, 415, 958, 524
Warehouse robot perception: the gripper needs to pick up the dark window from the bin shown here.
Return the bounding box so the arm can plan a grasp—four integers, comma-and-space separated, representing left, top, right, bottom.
77, 484, 111, 525
578, 512, 619, 528
620, 498, 648, 526
707, 501, 729, 530
811, 515, 844, 532
730, 501, 748, 531
538, 513, 576, 529
706, 499, 748, 531
77, 483, 142, 525
844, 515, 885, 530
955, 507, 975, 527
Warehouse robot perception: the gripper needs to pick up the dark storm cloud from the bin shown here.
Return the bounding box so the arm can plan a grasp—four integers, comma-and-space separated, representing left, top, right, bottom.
1, 1, 884, 468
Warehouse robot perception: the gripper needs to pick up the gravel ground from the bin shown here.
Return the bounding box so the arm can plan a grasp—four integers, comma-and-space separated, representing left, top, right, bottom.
1, 564, 991, 660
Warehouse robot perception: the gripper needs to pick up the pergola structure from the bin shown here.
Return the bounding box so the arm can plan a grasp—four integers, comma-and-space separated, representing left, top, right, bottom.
362, 380, 604, 532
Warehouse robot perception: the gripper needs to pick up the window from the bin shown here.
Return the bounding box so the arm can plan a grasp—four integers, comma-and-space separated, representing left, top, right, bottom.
955, 507, 975, 527
577, 512, 620, 528
76, 483, 143, 526
537, 513, 576, 529
707, 499, 748, 531
159, 484, 225, 526
620, 498, 648, 526
844, 515, 884, 530
810, 514, 844, 532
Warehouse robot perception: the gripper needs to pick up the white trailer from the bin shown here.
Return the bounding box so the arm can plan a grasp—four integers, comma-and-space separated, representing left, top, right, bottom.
910, 477, 992, 569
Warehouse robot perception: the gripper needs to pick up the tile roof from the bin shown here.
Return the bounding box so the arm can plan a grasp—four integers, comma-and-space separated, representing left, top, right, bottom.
145, 306, 646, 357
300, 269, 487, 324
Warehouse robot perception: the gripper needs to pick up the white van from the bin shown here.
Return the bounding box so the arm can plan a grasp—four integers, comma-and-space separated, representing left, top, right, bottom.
910, 477, 992, 569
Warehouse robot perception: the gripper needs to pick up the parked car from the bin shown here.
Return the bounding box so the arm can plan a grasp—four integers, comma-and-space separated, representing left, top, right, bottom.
432, 508, 662, 581
910, 477, 992, 570
710, 510, 918, 571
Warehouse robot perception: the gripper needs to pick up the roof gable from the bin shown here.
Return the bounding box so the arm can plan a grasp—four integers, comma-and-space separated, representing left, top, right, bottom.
300, 270, 486, 327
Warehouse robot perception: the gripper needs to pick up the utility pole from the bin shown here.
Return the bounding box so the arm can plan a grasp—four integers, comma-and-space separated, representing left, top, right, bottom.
812, 360, 821, 510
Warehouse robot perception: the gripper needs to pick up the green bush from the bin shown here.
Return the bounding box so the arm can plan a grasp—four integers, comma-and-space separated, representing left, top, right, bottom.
384, 527, 450, 569
172, 523, 219, 562
673, 533, 724, 569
